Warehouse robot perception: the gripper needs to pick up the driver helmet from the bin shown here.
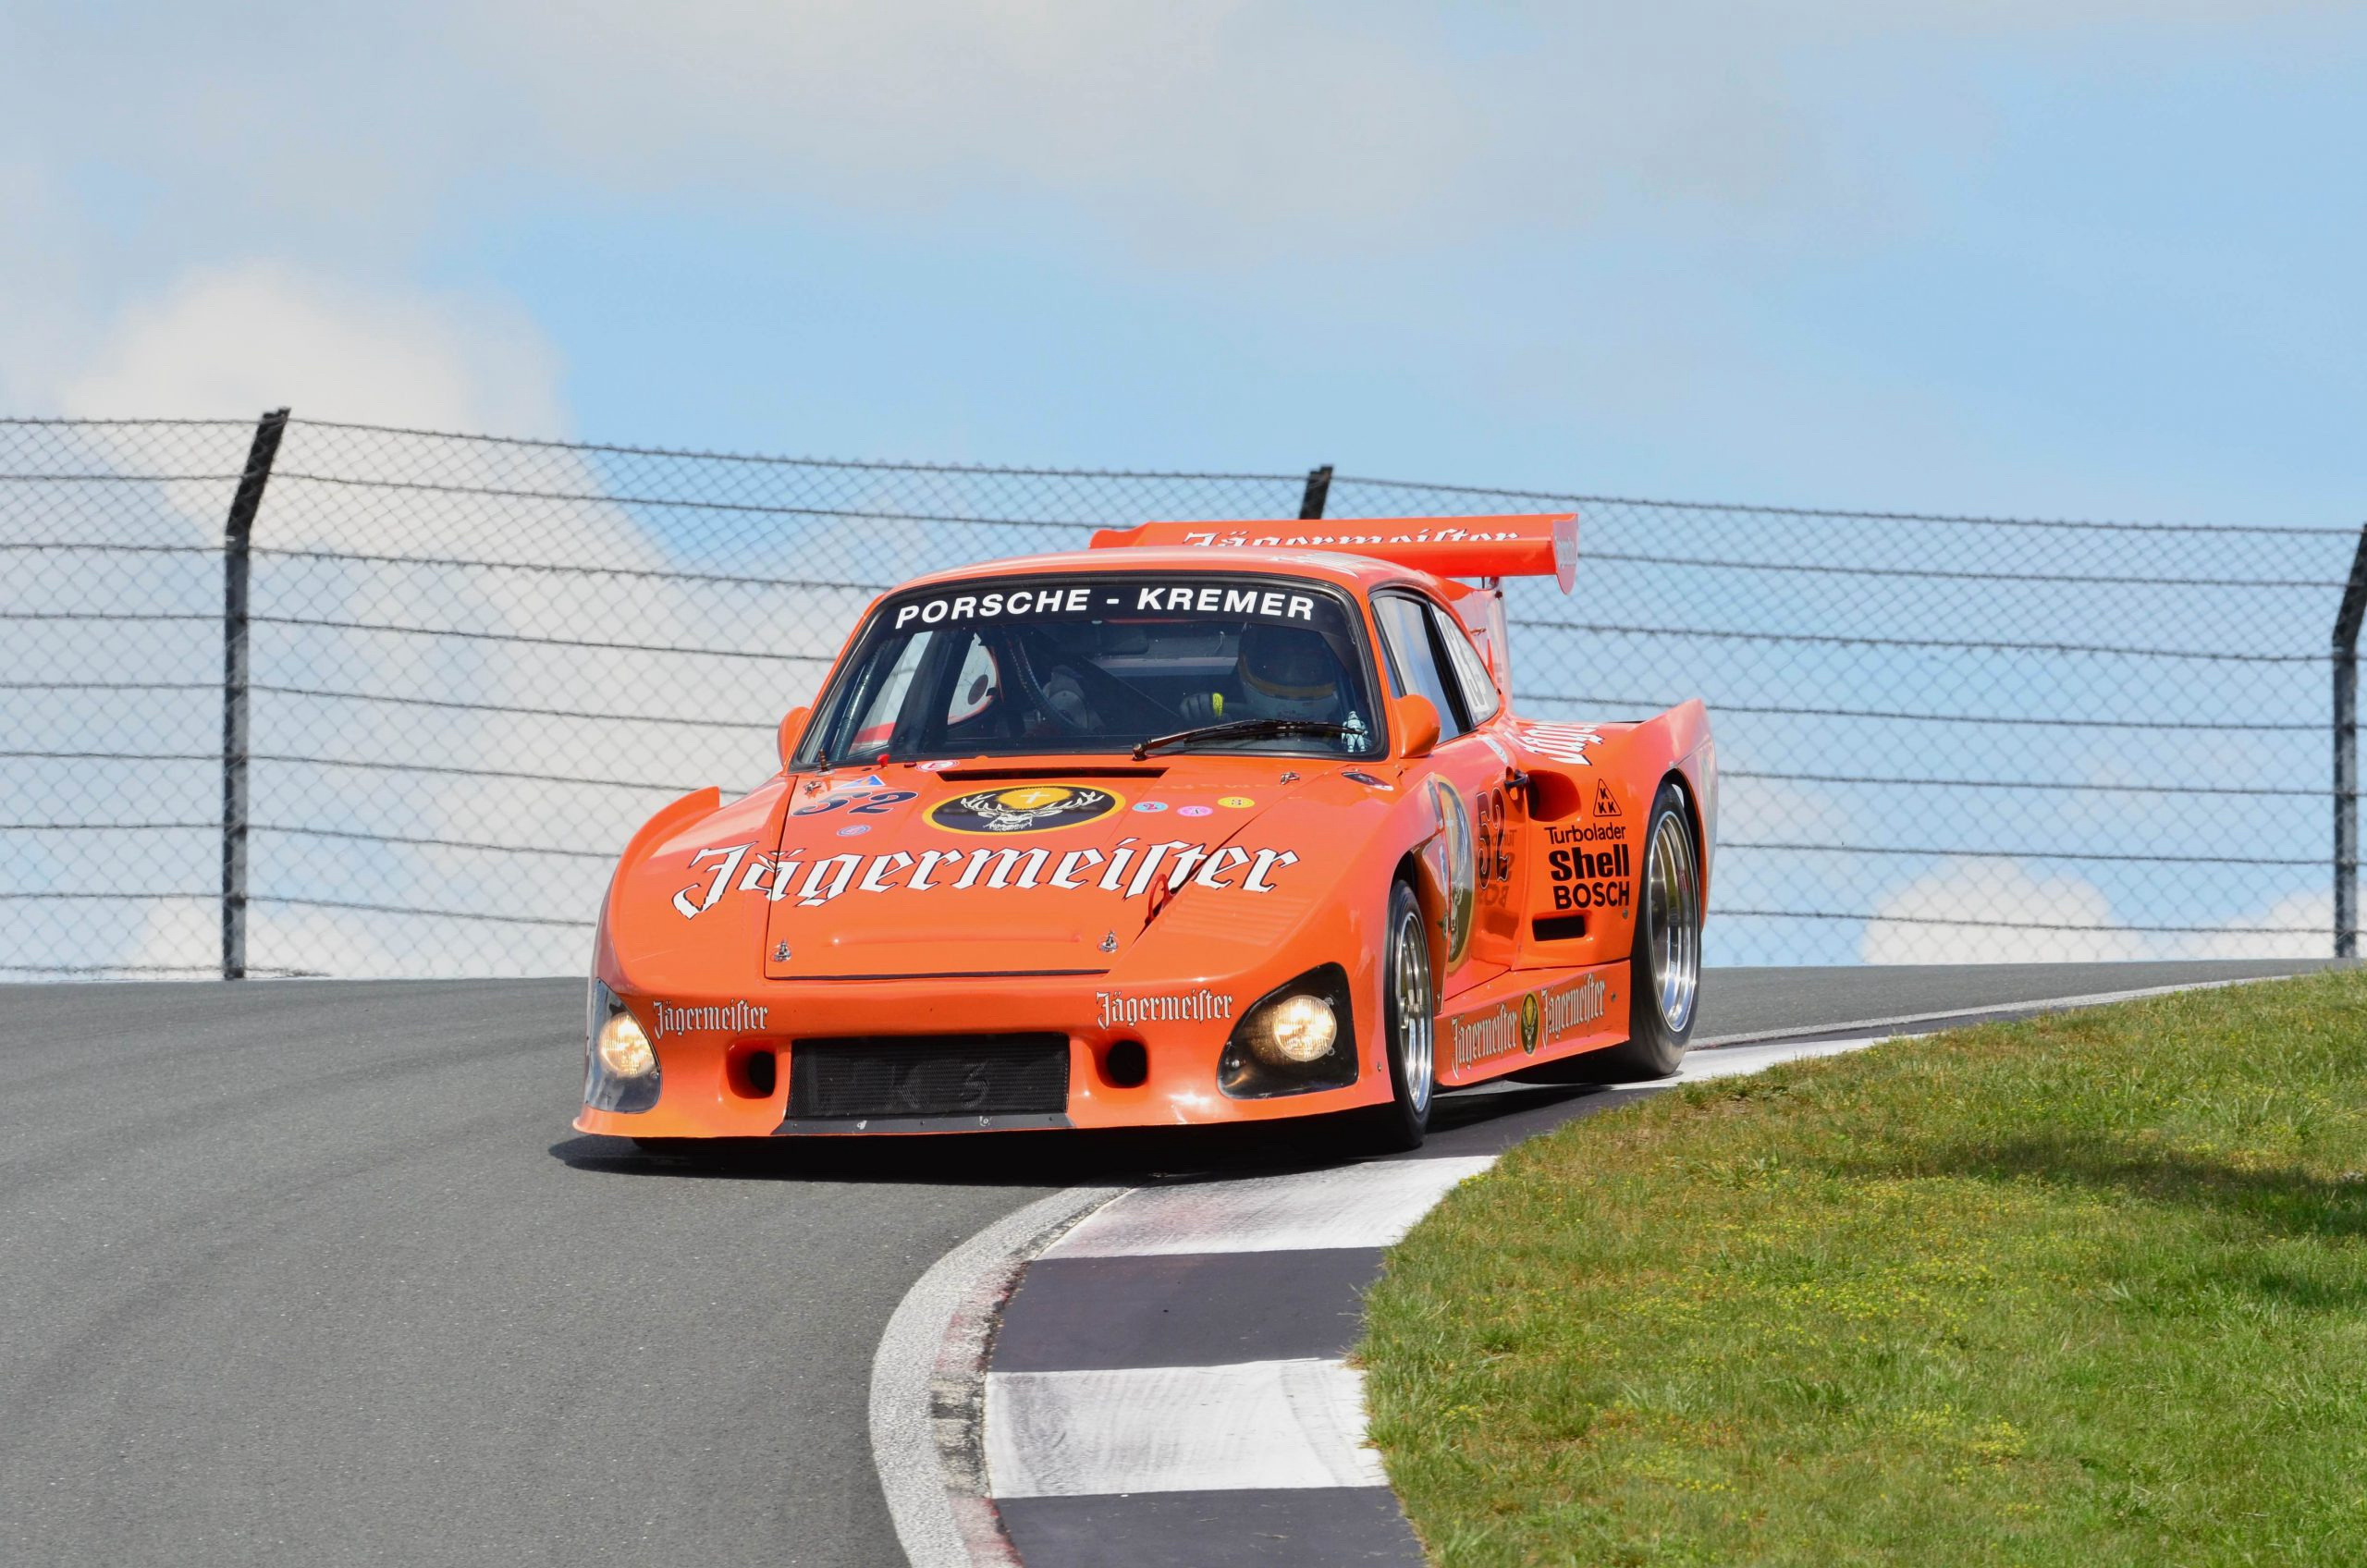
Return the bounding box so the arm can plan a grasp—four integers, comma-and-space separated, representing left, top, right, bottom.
1235, 623, 1343, 721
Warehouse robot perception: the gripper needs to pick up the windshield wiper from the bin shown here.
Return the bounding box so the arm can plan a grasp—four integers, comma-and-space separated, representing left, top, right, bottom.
1132, 718, 1347, 760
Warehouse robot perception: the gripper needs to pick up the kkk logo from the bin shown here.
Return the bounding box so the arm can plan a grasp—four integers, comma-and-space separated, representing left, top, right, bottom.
927, 784, 1122, 835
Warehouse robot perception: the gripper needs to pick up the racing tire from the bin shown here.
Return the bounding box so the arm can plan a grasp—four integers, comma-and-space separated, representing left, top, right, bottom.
1360, 878, 1438, 1152
1519, 778, 1701, 1084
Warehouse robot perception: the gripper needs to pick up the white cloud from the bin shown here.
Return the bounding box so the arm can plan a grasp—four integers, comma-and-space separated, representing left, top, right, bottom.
10, 263, 718, 977
60, 263, 568, 436
2164, 887, 2334, 962
1860, 857, 2151, 963
1859, 857, 2335, 964
1713, 771, 1855, 847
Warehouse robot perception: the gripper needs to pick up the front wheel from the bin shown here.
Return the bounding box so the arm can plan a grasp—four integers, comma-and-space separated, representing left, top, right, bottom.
1360, 878, 1437, 1151
1522, 779, 1701, 1084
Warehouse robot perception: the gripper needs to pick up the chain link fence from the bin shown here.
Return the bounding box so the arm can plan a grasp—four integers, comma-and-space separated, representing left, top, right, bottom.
6, 413, 2361, 979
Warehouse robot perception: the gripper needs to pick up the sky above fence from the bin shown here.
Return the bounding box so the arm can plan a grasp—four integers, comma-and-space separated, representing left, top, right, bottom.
2, 6, 2362, 528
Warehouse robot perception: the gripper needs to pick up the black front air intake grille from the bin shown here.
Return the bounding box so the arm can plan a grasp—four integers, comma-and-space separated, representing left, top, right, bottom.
788, 1035, 1071, 1120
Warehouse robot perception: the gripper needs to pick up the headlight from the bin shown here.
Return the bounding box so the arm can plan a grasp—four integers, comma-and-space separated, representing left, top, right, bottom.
583, 979, 662, 1113
595, 1009, 656, 1077
1244, 994, 1336, 1066
1220, 965, 1357, 1098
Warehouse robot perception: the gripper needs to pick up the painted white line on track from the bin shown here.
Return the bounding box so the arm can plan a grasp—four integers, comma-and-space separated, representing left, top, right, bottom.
1042, 1156, 1499, 1259
1690, 974, 2284, 1049
1656, 1033, 1887, 1084
985, 1359, 1387, 1497
871, 1186, 1123, 1568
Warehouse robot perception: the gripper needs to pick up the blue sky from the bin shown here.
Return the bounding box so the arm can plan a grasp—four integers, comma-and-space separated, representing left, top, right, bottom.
5, 4, 2361, 521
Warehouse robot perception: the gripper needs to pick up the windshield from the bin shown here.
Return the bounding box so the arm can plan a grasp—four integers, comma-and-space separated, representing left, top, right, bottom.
796, 573, 1386, 766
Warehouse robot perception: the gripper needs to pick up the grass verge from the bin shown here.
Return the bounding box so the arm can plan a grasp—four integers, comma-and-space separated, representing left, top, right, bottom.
1362, 970, 2367, 1566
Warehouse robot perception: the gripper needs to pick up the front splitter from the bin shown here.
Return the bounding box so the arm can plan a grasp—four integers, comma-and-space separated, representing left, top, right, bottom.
773, 1111, 1075, 1135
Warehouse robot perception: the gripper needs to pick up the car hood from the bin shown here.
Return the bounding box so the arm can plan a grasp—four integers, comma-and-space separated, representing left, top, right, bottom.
755, 765, 1319, 979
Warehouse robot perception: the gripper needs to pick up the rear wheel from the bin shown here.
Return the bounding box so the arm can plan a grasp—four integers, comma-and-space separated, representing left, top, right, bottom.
1361, 879, 1437, 1151
1522, 778, 1700, 1084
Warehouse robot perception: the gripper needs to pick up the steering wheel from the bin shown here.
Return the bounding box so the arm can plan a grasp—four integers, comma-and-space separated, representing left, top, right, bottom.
1062, 654, 1188, 728
1004, 632, 1098, 735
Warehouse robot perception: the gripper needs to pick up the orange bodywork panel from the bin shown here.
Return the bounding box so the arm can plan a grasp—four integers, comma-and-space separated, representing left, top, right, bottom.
576, 533, 1712, 1138
1091, 512, 1579, 592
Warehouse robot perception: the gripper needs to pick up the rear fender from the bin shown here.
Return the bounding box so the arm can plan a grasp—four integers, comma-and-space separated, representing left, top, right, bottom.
1513, 700, 1715, 962
1632, 699, 1716, 905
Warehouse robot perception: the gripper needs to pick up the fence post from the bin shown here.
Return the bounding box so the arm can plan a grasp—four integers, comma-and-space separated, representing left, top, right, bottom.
1298, 464, 1332, 521
221, 409, 288, 980
2336, 522, 2367, 960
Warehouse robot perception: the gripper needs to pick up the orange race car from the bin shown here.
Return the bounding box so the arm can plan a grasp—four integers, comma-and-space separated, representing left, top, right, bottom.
577, 513, 1714, 1150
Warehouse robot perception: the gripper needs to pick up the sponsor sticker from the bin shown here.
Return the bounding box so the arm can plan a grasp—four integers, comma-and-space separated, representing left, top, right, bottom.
1176, 525, 1529, 549
1218, 795, 1254, 809
1546, 840, 1632, 913
1593, 778, 1620, 817
1096, 988, 1235, 1028
1447, 997, 1523, 1072
653, 999, 770, 1039
928, 784, 1122, 835
1125, 583, 1318, 621
1424, 778, 1476, 965
1133, 801, 1170, 813
835, 823, 871, 837
672, 838, 1300, 917
891, 585, 1096, 629
888, 581, 1320, 631
1520, 722, 1603, 766
1178, 804, 1213, 817
1445, 972, 1608, 1072
1541, 973, 1610, 1041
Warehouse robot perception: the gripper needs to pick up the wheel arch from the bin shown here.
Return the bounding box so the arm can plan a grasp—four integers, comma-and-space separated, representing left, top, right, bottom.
1658, 767, 1710, 909
1393, 846, 1450, 980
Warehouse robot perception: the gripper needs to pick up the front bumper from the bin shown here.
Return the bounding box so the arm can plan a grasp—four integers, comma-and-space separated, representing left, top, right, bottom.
571, 966, 1391, 1138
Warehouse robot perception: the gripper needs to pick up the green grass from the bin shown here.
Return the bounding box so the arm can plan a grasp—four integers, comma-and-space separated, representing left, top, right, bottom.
1361, 969, 2367, 1566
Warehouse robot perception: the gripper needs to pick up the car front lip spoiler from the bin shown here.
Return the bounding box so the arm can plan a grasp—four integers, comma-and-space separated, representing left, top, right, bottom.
771, 1112, 1074, 1135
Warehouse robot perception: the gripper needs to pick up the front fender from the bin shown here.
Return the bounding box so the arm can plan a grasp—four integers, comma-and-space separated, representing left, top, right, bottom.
596, 779, 792, 993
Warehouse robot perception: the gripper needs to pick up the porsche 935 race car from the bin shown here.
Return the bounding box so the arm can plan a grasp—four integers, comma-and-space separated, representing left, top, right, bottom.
577, 512, 1714, 1149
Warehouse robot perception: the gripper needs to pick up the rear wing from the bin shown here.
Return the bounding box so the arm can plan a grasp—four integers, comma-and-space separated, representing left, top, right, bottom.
1089, 511, 1578, 594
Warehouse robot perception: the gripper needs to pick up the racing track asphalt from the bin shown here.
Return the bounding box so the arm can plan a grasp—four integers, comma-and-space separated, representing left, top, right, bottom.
0, 958, 2329, 1568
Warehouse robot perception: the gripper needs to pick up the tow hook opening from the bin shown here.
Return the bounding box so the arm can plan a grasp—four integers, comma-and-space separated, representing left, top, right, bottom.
728, 1046, 779, 1099
1101, 1039, 1149, 1088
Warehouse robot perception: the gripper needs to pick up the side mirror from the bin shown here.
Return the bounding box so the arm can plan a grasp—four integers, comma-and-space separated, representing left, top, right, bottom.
1395, 694, 1441, 760
777, 705, 812, 774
